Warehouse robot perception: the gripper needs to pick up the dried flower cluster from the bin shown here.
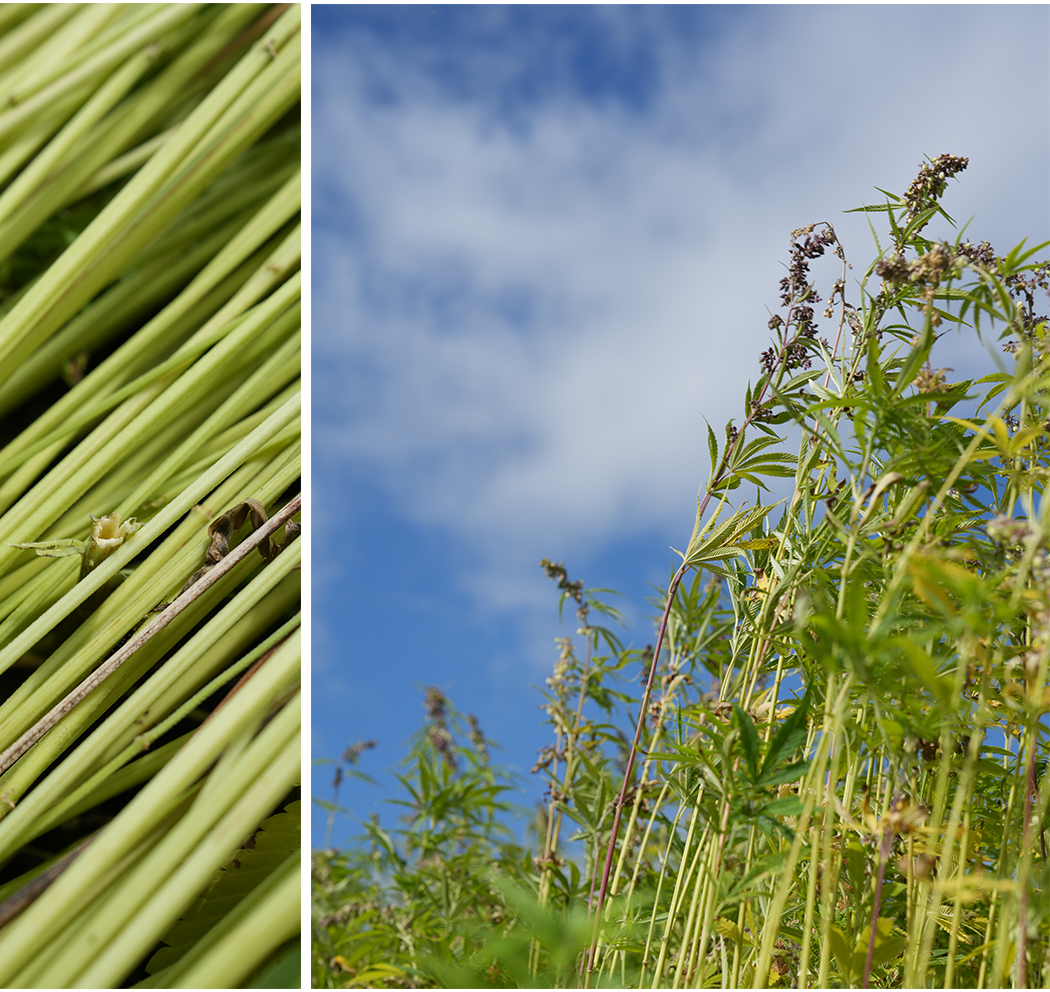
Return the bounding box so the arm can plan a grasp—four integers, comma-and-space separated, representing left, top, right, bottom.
754, 223, 846, 421
768, 224, 843, 344
424, 685, 456, 769
985, 514, 1035, 547
540, 556, 589, 623
899, 153, 969, 230
874, 242, 968, 326
343, 739, 378, 766
912, 365, 951, 393
467, 713, 489, 760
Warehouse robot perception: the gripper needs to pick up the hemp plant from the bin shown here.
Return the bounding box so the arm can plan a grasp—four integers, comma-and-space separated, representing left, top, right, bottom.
314, 156, 1047, 991
0, 6, 300, 988
312, 689, 534, 989
578, 154, 1050, 989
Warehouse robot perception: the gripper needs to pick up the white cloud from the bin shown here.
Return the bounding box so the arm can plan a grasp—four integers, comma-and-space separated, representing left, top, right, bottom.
314, 5, 1049, 608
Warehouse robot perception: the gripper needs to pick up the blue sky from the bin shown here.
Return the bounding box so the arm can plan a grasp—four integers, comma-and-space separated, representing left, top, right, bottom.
311, 4, 1050, 849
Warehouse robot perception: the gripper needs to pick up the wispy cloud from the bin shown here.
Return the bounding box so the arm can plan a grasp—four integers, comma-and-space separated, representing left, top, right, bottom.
314, 5, 1049, 608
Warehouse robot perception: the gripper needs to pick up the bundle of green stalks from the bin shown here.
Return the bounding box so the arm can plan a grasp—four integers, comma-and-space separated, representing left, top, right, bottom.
0, 5, 300, 989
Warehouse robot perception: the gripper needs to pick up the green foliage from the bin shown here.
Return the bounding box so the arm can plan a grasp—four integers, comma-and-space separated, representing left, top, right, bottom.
314, 155, 1049, 989
311, 690, 529, 987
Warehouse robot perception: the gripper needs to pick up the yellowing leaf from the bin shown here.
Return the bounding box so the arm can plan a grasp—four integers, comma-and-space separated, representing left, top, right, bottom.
945, 415, 1043, 458
714, 917, 745, 944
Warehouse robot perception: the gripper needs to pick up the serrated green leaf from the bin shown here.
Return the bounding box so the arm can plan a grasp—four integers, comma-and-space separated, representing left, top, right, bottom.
758, 796, 807, 818
245, 938, 298, 988
975, 378, 1014, 413
891, 637, 953, 709
146, 800, 301, 976
731, 473, 774, 491
737, 537, 780, 550
737, 454, 798, 472
732, 702, 760, 782
1004, 237, 1050, 267
755, 760, 811, 790
757, 690, 811, 782
780, 369, 823, 393
725, 851, 789, 898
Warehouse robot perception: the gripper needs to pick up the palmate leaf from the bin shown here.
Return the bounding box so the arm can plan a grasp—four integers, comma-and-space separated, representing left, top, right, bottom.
729, 456, 798, 490
727, 693, 813, 794
736, 453, 798, 474
944, 415, 1042, 460
676, 501, 782, 571
730, 433, 786, 465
